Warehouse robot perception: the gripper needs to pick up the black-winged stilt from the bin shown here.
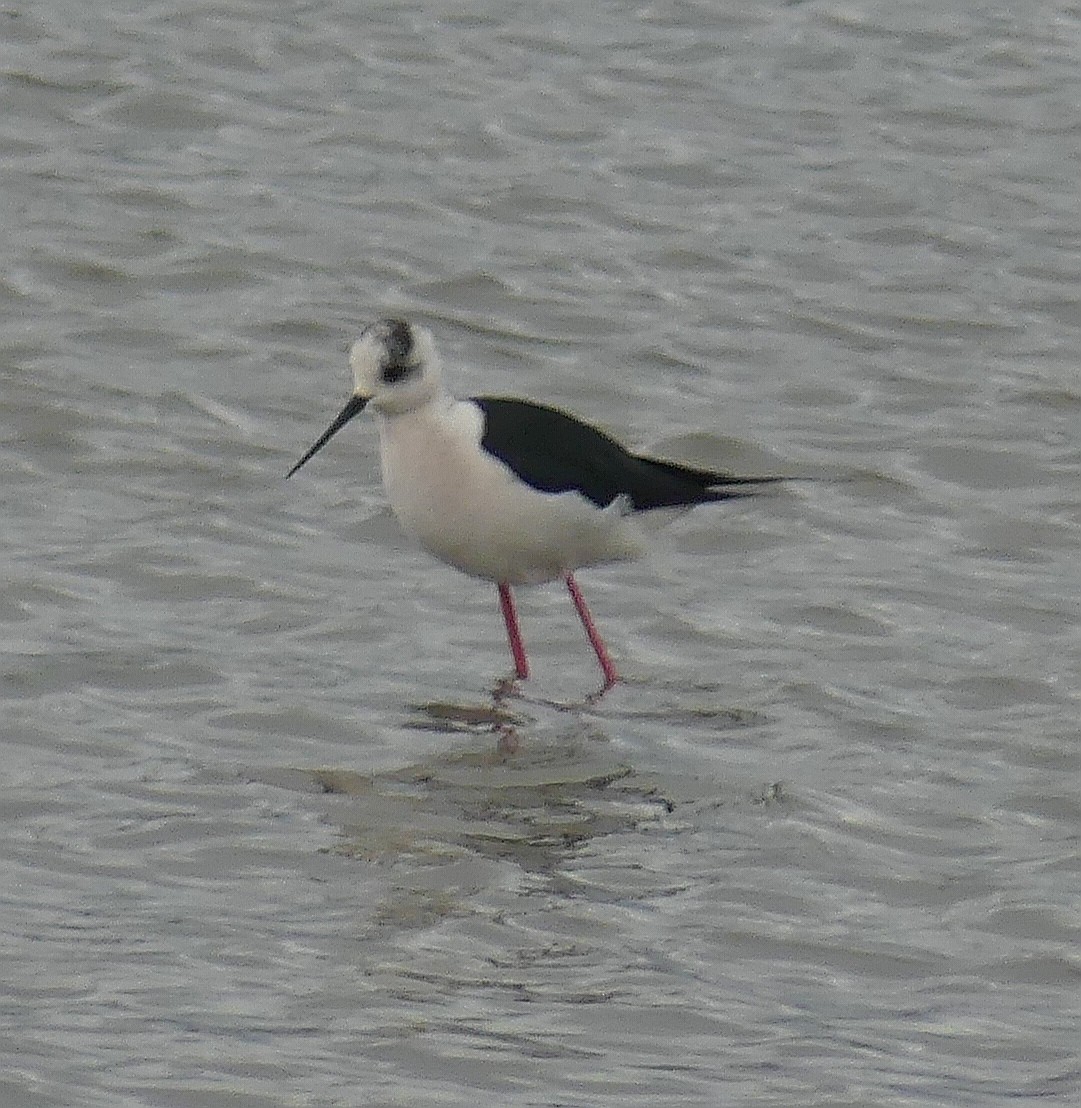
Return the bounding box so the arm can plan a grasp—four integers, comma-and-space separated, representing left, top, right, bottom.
287, 318, 783, 694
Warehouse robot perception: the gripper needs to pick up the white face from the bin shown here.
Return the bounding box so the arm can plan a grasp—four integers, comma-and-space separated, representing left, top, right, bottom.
349, 318, 441, 416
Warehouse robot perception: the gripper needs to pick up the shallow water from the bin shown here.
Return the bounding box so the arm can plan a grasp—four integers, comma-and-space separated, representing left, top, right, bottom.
2, 2, 1080, 1105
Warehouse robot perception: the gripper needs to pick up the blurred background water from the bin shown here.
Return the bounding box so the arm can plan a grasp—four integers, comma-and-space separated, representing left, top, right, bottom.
2, 1, 1079, 1105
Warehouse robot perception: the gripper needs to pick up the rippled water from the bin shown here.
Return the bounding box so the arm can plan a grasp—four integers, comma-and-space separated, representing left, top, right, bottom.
2, 2, 1080, 1105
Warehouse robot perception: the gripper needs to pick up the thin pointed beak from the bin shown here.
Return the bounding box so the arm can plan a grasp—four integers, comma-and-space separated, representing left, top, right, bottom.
286, 393, 369, 478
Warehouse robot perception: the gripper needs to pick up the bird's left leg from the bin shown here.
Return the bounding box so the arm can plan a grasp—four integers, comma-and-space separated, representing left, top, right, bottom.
565, 574, 619, 693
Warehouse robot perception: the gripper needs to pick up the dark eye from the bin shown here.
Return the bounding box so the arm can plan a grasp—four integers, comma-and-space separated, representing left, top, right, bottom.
382, 360, 417, 384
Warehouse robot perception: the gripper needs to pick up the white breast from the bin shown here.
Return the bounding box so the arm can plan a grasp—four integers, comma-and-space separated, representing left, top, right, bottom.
375, 397, 643, 585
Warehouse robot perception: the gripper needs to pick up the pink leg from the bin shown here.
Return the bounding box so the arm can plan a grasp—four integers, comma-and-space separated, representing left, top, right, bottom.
498, 582, 529, 680
565, 574, 619, 692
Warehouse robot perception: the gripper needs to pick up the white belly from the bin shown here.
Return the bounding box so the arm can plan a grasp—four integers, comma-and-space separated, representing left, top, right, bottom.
376, 400, 643, 585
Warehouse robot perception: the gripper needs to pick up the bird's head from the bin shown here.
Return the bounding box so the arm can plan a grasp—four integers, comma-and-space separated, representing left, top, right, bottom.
348, 318, 441, 416
287, 318, 441, 478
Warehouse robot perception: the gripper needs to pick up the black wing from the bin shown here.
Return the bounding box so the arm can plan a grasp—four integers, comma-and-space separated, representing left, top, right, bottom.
474, 396, 783, 511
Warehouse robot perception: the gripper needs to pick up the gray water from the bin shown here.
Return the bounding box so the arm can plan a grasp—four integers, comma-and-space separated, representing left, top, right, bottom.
2, 2, 1079, 1105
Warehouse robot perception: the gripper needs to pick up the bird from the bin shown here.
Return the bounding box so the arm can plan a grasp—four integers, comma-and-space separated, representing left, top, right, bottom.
287, 318, 784, 694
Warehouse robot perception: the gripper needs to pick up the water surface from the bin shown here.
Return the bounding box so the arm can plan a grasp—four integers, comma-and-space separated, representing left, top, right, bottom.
2, 2, 1079, 1105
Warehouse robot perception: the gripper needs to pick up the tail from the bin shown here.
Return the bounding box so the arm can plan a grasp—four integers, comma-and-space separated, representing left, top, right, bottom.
628, 455, 789, 511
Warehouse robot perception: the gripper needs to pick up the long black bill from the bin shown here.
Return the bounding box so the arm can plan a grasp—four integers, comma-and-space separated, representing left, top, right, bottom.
286, 394, 369, 478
